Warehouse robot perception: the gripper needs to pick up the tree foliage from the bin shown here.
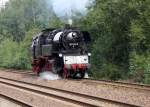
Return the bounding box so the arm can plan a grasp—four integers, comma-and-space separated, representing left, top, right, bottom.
0, 0, 60, 42
78, 0, 150, 83
0, 0, 63, 69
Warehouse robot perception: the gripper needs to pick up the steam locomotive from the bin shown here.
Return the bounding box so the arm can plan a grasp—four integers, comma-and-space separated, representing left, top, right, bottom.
31, 25, 91, 79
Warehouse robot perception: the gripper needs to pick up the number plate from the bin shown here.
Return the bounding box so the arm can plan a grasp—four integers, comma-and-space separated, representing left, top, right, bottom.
64, 55, 88, 64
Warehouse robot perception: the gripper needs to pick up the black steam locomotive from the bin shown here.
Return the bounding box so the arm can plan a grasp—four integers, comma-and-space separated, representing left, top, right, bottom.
31, 25, 91, 79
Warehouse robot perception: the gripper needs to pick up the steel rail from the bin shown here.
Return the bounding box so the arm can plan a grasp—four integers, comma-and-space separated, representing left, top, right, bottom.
0, 76, 139, 107
0, 94, 30, 107
0, 69, 35, 75
1, 69, 150, 91
83, 78, 150, 91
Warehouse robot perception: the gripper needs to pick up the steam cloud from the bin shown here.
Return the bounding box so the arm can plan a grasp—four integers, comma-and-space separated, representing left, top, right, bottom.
39, 71, 62, 80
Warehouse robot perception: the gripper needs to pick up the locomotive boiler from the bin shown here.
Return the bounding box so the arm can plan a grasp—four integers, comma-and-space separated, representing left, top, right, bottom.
31, 25, 91, 79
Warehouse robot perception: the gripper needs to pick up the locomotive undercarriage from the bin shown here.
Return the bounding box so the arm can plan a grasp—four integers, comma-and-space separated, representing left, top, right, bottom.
32, 54, 89, 79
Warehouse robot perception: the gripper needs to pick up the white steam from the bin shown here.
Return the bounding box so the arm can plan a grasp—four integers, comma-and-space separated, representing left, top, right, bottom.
84, 72, 89, 78
39, 71, 62, 80
68, 19, 73, 25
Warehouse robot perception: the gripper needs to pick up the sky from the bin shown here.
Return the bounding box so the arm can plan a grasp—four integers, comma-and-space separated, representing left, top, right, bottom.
51, 0, 89, 17
0, 0, 9, 8
0, 0, 90, 16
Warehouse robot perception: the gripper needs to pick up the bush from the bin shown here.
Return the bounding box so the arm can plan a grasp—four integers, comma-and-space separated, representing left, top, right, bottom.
0, 28, 40, 69
91, 62, 124, 80
0, 39, 20, 68
129, 53, 150, 84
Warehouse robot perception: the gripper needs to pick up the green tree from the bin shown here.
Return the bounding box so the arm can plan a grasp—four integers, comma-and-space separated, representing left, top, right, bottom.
79, 0, 150, 82
0, 0, 56, 42
0, 0, 63, 69
129, 0, 150, 83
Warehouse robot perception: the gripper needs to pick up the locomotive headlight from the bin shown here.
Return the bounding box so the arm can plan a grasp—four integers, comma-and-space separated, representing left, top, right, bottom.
88, 53, 91, 56
59, 53, 63, 57
67, 32, 78, 40
72, 32, 77, 37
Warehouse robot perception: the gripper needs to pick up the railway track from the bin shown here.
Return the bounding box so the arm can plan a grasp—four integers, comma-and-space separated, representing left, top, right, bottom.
0, 94, 30, 107
0, 76, 139, 107
0, 69, 35, 75
1, 69, 150, 92
0, 69, 149, 106
82, 78, 150, 91
4, 70, 150, 89
1, 69, 150, 91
